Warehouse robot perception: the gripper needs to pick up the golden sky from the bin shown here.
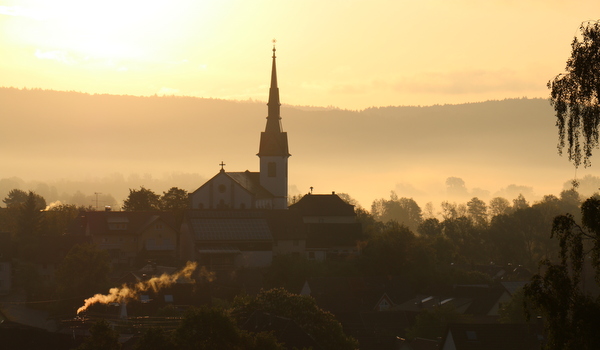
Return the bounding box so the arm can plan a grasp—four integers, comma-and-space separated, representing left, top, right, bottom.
2, 0, 600, 110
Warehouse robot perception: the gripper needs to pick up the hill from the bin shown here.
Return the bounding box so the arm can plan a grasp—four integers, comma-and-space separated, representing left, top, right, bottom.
0, 87, 587, 208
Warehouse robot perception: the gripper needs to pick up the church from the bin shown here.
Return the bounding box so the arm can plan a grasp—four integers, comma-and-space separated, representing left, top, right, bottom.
189, 45, 290, 210
178, 46, 362, 269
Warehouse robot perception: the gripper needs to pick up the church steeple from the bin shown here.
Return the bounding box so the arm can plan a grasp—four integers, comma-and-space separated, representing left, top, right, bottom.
258, 43, 290, 209
258, 43, 290, 157
266, 44, 281, 134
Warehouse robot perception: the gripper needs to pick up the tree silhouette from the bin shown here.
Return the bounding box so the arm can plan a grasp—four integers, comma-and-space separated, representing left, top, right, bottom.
122, 187, 160, 211
549, 20, 600, 167
232, 288, 357, 350
159, 187, 189, 211
524, 197, 600, 349
77, 319, 121, 350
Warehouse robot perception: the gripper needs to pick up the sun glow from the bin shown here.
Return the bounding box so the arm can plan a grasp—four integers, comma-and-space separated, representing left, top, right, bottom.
3, 0, 223, 61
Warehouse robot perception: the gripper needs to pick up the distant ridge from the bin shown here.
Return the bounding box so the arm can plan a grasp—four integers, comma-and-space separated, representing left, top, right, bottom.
1, 87, 572, 207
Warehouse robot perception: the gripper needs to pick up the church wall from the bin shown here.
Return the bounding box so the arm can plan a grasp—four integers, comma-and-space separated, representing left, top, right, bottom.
190, 173, 254, 209
259, 156, 288, 209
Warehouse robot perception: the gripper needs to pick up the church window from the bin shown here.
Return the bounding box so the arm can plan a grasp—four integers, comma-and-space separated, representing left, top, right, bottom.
268, 162, 276, 177
218, 184, 226, 193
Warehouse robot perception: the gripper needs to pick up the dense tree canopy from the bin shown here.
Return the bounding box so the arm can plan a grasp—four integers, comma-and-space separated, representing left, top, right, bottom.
549, 20, 600, 167
122, 187, 160, 211
232, 288, 358, 350
159, 187, 189, 211
77, 319, 121, 350
3, 188, 28, 208
371, 192, 422, 232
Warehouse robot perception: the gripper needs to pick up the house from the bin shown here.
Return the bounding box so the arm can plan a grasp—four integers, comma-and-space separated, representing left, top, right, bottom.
111, 264, 202, 317
440, 323, 544, 350
69, 210, 179, 266
189, 44, 289, 210
180, 210, 276, 270
0, 307, 77, 350
392, 284, 510, 323
289, 193, 362, 261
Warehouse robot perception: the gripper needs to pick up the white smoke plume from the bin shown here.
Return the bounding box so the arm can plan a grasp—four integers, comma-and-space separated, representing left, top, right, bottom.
77, 261, 206, 314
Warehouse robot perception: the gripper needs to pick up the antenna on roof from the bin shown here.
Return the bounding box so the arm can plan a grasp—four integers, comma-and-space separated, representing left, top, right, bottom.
94, 192, 103, 210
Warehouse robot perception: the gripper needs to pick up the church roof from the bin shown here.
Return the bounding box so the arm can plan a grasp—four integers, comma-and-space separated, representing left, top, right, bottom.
190, 170, 275, 199
258, 131, 290, 157
72, 211, 178, 236
227, 171, 274, 198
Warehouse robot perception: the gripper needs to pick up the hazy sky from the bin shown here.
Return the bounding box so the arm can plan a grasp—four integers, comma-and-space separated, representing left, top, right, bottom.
2, 0, 600, 110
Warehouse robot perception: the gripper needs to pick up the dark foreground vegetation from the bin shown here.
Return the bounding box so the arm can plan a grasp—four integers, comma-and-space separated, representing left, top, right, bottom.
1, 182, 598, 349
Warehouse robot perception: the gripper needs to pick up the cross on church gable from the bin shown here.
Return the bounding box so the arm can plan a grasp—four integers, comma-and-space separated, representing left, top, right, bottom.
219, 161, 226, 172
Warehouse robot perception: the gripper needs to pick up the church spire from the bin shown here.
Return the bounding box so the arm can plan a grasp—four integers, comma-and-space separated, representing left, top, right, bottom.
258, 42, 290, 209
258, 42, 289, 157
266, 42, 282, 134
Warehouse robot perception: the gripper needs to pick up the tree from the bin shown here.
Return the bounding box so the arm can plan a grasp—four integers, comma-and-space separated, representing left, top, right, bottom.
442, 216, 483, 264
336, 192, 360, 207
175, 306, 284, 350
548, 20, 600, 167
467, 197, 488, 227
512, 194, 529, 211
16, 191, 46, 259
77, 319, 121, 350
159, 187, 189, 211
55, 243, 111, 305
524, 197, 600, 349
440, 201, 467, 221
232, 288, 358, 350
446, 177, 468, 197
418, 217, 442, 237
362, 221, 417, 275
122, 187, 160, 211
498, 288, 538, 324
488, 196, 511, 218
2, 188, 28, 208
135, 327, 175, 350
45, 203, 84, 236
371, 192, 422, 232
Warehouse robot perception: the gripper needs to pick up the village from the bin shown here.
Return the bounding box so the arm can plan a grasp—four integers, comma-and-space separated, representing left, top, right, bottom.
1, 46, 598, 350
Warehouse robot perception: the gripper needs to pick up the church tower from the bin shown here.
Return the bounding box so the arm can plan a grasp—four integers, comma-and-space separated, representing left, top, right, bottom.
258, 45, 290, 209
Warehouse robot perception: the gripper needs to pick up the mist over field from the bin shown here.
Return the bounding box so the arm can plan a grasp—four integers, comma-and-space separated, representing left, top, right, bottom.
1, 87, 596, 211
